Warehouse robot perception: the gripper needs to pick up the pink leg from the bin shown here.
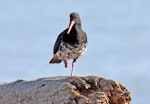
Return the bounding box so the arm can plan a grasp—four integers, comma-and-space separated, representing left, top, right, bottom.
71, 59, 76, 76
63, 60, 68, 68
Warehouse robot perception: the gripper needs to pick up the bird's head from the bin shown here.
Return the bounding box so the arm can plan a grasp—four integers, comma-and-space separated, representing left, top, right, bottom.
67, 12, 81, 34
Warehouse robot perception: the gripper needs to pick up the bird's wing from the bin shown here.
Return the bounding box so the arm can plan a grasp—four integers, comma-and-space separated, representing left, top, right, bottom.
53, 29, 66, 54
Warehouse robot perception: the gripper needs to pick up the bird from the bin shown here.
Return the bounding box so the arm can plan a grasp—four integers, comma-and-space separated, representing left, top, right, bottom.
49, 12, 87, 76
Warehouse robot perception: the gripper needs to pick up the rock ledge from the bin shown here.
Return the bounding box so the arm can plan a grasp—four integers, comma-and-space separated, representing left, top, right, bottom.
0, 76, 131, 104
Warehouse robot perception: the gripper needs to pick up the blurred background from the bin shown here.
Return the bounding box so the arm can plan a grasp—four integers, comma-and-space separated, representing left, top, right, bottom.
0, 0, 150, 103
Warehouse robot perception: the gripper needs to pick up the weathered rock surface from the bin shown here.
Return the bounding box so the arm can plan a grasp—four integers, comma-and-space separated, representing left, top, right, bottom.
0, 76, 131, 104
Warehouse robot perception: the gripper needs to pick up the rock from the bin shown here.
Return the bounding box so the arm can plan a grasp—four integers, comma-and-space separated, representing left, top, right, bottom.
0, 76, 131, 104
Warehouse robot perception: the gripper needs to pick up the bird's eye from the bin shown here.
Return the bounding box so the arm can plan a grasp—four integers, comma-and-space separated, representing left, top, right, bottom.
75, 16, 78, 19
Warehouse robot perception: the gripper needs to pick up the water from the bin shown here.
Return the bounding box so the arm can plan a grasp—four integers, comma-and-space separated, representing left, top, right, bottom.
0, 0, 150, 103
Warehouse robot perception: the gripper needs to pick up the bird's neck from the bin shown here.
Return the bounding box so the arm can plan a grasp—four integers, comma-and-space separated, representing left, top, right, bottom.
74, 24, 82, 31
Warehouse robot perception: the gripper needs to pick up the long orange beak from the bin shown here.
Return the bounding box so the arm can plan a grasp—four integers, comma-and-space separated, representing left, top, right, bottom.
67, 20, 75, 34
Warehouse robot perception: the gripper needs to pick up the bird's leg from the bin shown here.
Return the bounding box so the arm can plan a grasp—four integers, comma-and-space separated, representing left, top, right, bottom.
63, 60, 68, 68
71, 59, 77, 76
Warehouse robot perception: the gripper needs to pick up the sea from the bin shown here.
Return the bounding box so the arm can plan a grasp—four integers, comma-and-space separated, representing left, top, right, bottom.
0, 0, 150, 104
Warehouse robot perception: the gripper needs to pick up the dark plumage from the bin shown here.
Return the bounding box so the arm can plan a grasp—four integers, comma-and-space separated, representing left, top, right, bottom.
49, 12, 87, 76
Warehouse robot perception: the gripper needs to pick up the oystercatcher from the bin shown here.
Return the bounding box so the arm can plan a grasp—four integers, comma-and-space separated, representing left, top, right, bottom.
49, 12, 87, 76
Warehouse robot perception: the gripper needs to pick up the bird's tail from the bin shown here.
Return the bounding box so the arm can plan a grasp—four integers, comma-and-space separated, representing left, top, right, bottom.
49, 55, 62, 64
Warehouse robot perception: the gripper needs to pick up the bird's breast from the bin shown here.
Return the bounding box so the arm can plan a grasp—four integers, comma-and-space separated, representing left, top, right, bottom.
56, 42, 87, 60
